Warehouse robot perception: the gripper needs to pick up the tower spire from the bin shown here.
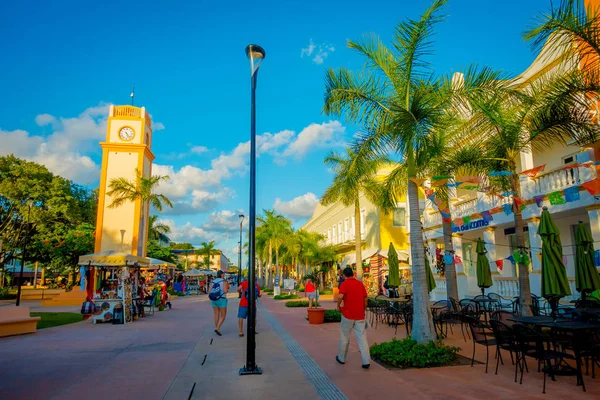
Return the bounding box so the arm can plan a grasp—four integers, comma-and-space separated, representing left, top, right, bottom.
130, 85, 135, 106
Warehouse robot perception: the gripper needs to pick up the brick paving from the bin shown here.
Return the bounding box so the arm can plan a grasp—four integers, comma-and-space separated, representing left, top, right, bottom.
1, 292, 599, 400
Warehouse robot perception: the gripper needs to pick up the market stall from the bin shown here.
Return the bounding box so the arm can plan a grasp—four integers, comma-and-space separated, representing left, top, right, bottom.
142, 258, 177, 285
78, 251, 148, 324
182, 268, 203, 294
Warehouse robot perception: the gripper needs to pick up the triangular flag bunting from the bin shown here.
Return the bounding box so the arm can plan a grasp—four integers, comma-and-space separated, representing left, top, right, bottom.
582, 178, 600, 195
519, 165, 546, 178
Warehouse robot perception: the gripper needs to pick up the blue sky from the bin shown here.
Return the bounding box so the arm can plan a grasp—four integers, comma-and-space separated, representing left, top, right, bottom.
0, 0, 553, 260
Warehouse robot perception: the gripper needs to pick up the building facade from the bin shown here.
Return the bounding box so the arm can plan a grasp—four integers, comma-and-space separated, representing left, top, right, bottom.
423, 38, 600, 301
176, 250, 230, 272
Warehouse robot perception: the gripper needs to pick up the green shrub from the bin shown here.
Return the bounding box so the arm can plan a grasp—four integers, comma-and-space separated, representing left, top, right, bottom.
320, 289, 333, 295
167, 288, 185, 296
0, 287, 17, 300
370, 338, 460, 369
299, 288, 305, 292
324, 309, 341, 322
285, 300, 320, 308
273, 294, 300, 300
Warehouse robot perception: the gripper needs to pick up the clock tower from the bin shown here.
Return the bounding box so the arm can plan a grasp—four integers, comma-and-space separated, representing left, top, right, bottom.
94, 105, 155, 257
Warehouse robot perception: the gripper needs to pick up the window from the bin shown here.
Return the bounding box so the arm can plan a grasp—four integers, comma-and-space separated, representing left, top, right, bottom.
332, 225, 337, 244
351, 216, 356, 239
392, 207, 406, 227
462, 243, 474, 277
562, 155, 575, 165
338, 222, 343, 242
327, 228, 331, 244
344, 218, 349, 242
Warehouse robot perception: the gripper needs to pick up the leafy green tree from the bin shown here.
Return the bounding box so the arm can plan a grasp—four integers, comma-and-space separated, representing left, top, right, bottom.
196, 241, 218, 269
146, 240, 177, 264
170, 242, 194, 250
257, 209, 292, 287
321, 149, 388, 279
148, 215, 171, 244
322, 0, 453, 342
106, 168, 173, 211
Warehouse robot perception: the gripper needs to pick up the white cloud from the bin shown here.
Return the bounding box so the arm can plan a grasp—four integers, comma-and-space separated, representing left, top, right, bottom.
301, 39, 335, 65
274, 192, 319, 219
159, 188, 234, 215
152, 121, 165, 131
201, 210, 245, 232
190, 145, 209, 154
0, 104, 110, 183
159, 219, 213, 244
282, 120, 345, 159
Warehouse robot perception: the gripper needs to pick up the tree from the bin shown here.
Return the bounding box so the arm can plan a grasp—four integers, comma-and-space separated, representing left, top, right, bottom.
106, 168, 173, 211
457, 66, 596, 315
196, 241, 218, 269
146, 240, 177, 264
257, 210, 292, 287
148, 215, 171, 245
321, 148, 388, 279
322, 0, 451, 343
170, 242, 194, 250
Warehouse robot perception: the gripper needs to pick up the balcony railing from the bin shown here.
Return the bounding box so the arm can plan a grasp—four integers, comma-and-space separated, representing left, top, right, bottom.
424, 210, 442, 227
113, 105, 141, 118
433, 277, 447, 295
522, 165, 596, 198
496, 277, 520, 298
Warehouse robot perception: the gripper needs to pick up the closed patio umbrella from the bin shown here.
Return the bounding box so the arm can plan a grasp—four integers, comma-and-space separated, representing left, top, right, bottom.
538, 207, 571, 319
476, 238, 493, 295
575, 220, 600, 299
425, 248, 436, 293
388, 243, 401, 288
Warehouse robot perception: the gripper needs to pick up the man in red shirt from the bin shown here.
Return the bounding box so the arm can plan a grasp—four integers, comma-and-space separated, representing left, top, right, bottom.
336, 267, 370, 368
237, 277, 261, 337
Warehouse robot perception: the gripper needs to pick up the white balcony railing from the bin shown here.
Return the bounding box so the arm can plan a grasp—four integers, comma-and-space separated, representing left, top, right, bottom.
522, 165, 596, 198
496, 277, 520, 298
452, 198, 478, 219
433, 277, 447, 295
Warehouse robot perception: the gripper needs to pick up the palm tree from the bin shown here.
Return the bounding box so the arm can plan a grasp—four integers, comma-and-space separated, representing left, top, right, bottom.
297, 230, 325, 278
257, 210, 292, 287
322, 0, 450, 343
196, 241, 218, 270
148, 215, 171, 244
321, 149, 389, 280
458, 64, 596, 315
281, 229, 302, 278
106, 168, 173, 211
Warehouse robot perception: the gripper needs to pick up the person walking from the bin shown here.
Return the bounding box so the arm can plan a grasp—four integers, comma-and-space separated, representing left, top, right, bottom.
237, 277, 261, 337
209, 270, 229, 336
305, 278, 317, 308
336, 267, 370, 369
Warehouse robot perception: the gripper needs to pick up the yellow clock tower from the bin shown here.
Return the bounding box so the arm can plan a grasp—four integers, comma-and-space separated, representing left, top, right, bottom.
94, 105, 155, 257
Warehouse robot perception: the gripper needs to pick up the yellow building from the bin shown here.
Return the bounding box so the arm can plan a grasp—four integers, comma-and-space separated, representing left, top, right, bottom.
302, 166, 411, 292
177, 250, 230, 272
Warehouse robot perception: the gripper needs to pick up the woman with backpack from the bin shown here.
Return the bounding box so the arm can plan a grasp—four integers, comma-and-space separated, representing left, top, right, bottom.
209, 270, 229, 336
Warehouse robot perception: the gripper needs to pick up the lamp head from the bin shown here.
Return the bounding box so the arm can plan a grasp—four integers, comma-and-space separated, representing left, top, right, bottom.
239, 214, 245, 220
245, 44, 266, 76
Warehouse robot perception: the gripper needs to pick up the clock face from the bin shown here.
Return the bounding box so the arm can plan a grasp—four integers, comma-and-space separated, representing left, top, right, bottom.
119, 127, 135, 141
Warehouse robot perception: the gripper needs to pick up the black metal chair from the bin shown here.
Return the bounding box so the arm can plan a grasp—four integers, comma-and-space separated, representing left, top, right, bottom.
489, 320, 517, 375
513, 324, 576, 394
142, 291, 157, 316
467, 317, 496, 373
431, 300, 450, 338
401, 303, 413, 337
491, 310, 516, 328
488, 292, 514, 312
575, 299, 600, 309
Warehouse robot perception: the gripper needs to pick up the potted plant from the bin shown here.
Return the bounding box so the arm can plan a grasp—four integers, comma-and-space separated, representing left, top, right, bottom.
307, 307, 325, 324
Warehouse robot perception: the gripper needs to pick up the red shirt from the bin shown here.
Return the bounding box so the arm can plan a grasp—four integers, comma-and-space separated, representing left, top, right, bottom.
305, 281, 315, 293
339, 277, 367, 320
240, 280, 260, 307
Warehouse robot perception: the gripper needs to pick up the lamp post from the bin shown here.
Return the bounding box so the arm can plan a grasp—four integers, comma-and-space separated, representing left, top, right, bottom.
238, 214, 245, 286
240, 44, 265, 376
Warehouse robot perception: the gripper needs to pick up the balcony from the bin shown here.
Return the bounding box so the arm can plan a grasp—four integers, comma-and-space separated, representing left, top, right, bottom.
521, 164, 596, 198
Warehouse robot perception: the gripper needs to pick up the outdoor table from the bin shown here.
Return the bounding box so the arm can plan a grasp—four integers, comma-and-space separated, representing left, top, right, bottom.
572, 308, 600, 316
509, 316, 559, 325
472, 298, 497, 321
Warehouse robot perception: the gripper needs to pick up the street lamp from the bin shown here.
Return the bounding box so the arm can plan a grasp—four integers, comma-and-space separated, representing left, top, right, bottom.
238, 214, 245, 287
240, 44, 265, 376
16, 205, 32, 307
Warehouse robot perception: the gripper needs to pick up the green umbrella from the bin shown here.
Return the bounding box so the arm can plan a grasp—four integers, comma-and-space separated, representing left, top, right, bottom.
388, 242, 401, 287
538, 207, 571, 318
575, 220, 600, 299
476, 238, 493, 295
425, 248, 437, 293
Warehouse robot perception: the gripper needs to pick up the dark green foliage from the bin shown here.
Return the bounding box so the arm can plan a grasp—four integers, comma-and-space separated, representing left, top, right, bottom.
324, 309, 342, 322
370, 338, 460, 369
273, 293, 300, 300
285, 300, 320, 308
320, 289, 333, 295
146, 240, 177, 263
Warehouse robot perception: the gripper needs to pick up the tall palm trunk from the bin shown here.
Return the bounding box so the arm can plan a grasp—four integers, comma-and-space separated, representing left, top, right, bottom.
268, 240, 273, 289
407, 172, 435, 343
354, 198, 363, 279
442, 219, 459, 302
512, 173, 532, 316
275, 243, 280, 287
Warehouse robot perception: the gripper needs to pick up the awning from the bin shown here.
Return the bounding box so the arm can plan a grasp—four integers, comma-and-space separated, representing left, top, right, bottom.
183, 268, 203, 276
198, 270, 217, 276
378, 248, 410, 263
78, 250, 149, 267
145, 257, 177, 270
340, 248, 379, 268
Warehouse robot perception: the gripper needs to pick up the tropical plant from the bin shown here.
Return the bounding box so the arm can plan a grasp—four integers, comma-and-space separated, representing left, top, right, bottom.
106, 168, 173, 211
196, 241, 218, 269
322, 0, 452, 342
370, 338, 460, 369
257, 210, 292, 287
321, 148, 389, 279
148, 215, 171, 244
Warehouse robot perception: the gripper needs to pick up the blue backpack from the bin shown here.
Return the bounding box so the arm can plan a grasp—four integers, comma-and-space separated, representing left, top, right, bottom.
208, 279, 224, 301
244, 284, 259, 302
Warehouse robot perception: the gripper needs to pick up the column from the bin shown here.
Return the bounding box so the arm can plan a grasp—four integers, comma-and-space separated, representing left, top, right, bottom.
427, 238, 437, 269
526, 218, 542, 272
483, 227, 497, 273
452, 233, 464, 274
